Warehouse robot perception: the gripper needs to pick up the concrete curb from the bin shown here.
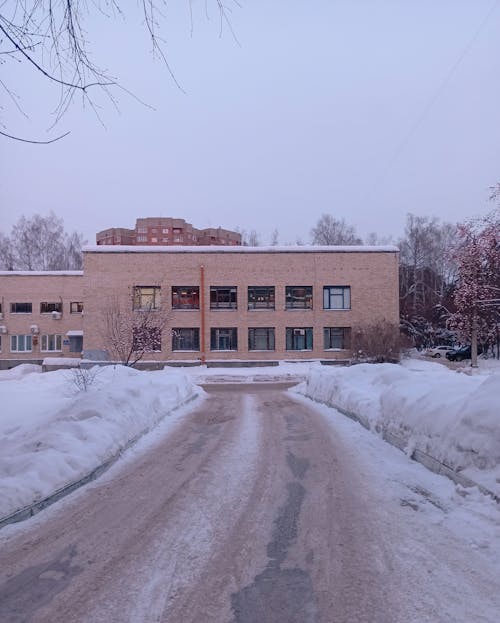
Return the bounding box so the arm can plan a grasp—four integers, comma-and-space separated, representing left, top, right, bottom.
309, 398, 500, 505
0, 393, 200, 531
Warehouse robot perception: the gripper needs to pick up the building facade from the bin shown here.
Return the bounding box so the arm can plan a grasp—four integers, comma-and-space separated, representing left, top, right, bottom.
0, 246, 399, 368
96, 217, 242, 247
0, 272, 84, 367
82, 246, 399, 363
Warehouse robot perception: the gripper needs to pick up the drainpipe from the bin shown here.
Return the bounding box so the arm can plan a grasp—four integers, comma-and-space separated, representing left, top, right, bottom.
200, 264, 206, 364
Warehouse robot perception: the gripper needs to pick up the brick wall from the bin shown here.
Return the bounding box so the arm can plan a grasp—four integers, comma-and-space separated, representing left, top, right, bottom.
83, 248, 399, 362
0, 272, 84, 365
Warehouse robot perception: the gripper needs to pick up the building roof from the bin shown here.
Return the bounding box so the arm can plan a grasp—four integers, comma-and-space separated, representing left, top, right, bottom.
83, 244, 399, 254
0, 271, 84, 276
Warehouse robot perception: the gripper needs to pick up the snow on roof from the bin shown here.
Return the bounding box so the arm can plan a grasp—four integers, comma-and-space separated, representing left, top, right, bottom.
0, 271, 83, 276
66, 330, 84, 337
83, 244, 399, 254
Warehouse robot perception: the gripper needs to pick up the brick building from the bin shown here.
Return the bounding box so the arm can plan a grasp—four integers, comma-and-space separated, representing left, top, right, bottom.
96, 217, 241, 247
0, 272, 84, 368
0, 246, 399, 368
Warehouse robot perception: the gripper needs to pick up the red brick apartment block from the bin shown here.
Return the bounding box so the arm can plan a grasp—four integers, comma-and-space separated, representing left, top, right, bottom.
96, 217, 242, 247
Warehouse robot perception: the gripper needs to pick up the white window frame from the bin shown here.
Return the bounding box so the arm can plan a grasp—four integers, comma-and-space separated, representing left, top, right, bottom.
10, 334, 32, 352
41, 334, 62, 352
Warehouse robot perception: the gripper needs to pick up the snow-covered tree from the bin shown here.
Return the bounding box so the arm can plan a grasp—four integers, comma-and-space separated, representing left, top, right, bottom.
398, 214, 458, 347
0, 212, 85, 270
448, 207, 500, 354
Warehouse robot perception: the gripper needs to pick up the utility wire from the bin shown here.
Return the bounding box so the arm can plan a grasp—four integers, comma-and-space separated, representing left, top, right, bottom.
362, 0, 500, 203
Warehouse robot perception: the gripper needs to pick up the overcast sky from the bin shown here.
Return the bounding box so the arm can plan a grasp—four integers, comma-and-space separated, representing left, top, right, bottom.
1, 0, 499, 245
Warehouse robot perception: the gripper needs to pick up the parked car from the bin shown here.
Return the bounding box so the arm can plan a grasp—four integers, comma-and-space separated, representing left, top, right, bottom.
425, 345, 454, 358
446, 345, 483, 362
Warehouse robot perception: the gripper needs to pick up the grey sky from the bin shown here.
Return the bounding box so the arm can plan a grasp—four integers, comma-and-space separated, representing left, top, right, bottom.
1, 0, 499, 245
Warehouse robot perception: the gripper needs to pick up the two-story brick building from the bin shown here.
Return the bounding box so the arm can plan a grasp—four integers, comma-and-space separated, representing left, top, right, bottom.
0, 245, 399, 368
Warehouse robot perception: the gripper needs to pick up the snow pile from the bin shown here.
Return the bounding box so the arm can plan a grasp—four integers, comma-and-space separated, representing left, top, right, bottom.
0, 365, 200, 519
300, 359, 500, 495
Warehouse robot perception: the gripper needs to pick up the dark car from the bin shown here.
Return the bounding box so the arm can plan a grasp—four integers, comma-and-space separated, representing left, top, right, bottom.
446, 345, 483, 361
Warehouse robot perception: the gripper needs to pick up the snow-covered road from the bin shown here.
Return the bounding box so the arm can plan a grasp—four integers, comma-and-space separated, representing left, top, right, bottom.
1, 382, 499, 622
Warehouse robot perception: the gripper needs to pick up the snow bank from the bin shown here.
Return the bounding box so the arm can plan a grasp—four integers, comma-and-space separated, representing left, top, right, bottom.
300, 359, 500, 495
0, 365, 200, 518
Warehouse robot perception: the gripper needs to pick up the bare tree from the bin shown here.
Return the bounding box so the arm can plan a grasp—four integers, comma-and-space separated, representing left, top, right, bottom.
0, 1, 239, 142
247, 229, 261, 246
0, 232, 14, 270
310, 215, 362, 245
100, 295, 170, 367
270, 228, 279, 246
1, 212, 85, 270
398, 213, 458, 346
365, 232, 394, 245
351, 320, 402, 363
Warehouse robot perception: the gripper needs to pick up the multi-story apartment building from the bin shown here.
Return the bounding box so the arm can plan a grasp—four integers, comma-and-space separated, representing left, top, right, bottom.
96, 217, 242, 247
0, 245, 399, 368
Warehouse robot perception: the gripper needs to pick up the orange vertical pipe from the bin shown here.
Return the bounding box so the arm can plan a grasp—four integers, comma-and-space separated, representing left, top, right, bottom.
200, 264, 206, 364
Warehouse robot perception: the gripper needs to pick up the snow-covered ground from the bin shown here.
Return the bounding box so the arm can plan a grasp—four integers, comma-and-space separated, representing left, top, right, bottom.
0, 365, 201, 520
1, 357, 499, 527
298, 357, 500, 498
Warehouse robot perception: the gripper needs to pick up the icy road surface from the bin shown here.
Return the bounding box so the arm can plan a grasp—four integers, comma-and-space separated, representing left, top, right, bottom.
1, 383, 499, 622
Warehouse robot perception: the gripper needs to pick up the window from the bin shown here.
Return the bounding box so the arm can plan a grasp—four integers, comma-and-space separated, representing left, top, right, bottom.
248, 286, 275, 310
172, 287, 200, 310
70, 301, 83, 314
248, 328, 275, 351
323, 286, 351, 310
210, 328, 237, 351
132, 327, 162, 352
137, 235, 147, 242
69, 335, 83, 353
10, 302, 32, 314
324, 327, 351, 350
133, 286, 161, 311
0, 335, 2, 352
172, 328, 200, 351
151, 237, 158, 243
40, 302, 62, 314
162, 228, 169, 234
210, 287, 237, 310
41, 334, 62, 352
173, 236, 183, 243
10, 335, 32, 352
286, 327, 313, 351
286, 286, 313, 309
137, 227, 147, 233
